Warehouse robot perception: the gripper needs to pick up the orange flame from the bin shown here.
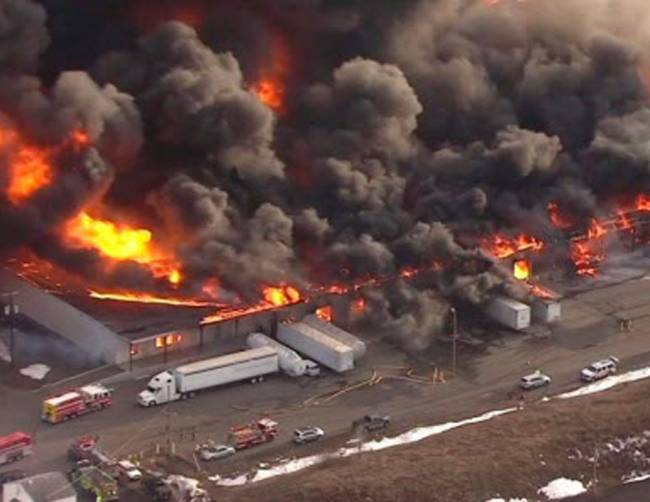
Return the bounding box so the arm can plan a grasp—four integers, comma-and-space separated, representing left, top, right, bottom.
547, 202, 573, 229
482, 234, 544, 259
351, 297, 367, 314
513, 259, 531, 281
252, 32, 289, 113
254, 79, 285, 111
62, 211, 182, 285
528, 283, 557, 300
7, 146, 54, 205
201, 284, 303, 324
315, 305, 333, 322
89, 290, 221, 308
636, 194, 650, 211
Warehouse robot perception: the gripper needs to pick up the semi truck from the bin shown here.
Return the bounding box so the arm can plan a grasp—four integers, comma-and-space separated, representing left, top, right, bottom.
277, 321, 354, 372
483, 296, 531, 330
41, 384, 113, 424
138, 347, 279, 407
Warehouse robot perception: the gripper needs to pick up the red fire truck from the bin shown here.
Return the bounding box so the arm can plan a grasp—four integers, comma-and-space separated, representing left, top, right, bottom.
0, 431, 33, 465
41, 384, 113, 424
228, 418, 278, 450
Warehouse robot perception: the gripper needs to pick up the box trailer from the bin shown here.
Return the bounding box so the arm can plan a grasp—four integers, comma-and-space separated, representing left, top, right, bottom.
277, 322, 354, 373
137, 347, 279, 406
532, 299, 562, 323
246, 332, 307, 377
302, 314, 367, 359
484, 296, 531, 330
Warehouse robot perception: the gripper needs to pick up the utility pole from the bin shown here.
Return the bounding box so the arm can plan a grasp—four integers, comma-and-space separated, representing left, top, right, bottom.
2, 292, 19, 367
450, 307, 458, 375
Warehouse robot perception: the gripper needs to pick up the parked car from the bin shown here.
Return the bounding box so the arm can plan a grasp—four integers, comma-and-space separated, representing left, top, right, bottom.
581, 356, 619, 382
0, 469, 26, 484
117, 460, 142, 481
519, 372, 551, 390
293, 427, 324, 444
353, 414, 391, 432
195, 443, 235, 461
304, 360, 321, 377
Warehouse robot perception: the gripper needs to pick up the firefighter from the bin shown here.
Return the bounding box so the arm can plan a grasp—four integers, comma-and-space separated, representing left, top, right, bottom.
518, 393, 525, 410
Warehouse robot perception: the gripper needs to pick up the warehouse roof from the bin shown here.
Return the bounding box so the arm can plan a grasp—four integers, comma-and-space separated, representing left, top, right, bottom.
8, 472, 76, 502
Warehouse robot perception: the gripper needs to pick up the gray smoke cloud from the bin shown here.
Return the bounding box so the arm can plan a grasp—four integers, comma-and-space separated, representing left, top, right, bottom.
94, 22, 283, 181
1, 0, 650, 344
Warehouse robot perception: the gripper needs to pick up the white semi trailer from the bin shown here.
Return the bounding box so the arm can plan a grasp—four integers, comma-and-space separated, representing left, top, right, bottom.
137, 347, 279, 406
303, 314, 367, 359
484, 296, 531, 330
246, 332, 307, 377
277, 322, 354, 373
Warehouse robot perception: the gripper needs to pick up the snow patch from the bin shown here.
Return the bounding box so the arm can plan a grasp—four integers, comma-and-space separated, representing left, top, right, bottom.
214, 408, 516, 487
623, 472, 650, 484
19, 363, 50, 380
538, 478, 586, 499
556, 367, 650, 399
485, 498, 528, 502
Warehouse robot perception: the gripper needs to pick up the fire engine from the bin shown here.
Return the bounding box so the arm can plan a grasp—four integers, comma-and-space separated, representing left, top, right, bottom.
228, 418, 278, 450
41, 384, 113, 424
0, 431, 33, 465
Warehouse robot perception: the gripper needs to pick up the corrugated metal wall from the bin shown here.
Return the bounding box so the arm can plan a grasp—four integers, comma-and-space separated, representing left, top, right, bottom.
0, 269, 129, 364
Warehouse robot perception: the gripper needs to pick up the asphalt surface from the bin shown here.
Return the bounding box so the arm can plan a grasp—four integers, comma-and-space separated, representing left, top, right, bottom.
4, 274, 650, 498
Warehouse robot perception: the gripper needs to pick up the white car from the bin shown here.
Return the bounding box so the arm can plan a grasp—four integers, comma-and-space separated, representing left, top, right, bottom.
519, 372, 551, 390
117, 460, 142, 481
293, 427, 324, 444
581, 356, 619, 382
196, 443, 235, 461
304, 360, 321, 377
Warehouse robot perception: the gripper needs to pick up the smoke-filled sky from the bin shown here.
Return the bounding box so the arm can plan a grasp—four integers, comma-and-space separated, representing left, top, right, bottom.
1, 0, 649, 348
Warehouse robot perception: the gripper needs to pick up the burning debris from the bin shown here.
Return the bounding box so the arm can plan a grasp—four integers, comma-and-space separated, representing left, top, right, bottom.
0, 0, 650, 341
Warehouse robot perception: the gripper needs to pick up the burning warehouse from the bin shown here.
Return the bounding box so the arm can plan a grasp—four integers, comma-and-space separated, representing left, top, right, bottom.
1, 0, 650, 364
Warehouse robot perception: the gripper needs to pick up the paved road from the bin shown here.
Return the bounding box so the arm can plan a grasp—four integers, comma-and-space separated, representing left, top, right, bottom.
4, 275, 650, 492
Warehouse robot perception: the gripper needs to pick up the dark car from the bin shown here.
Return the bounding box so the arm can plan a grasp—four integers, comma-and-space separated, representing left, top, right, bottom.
0, 469, 26, 485
353, 414, 391, 432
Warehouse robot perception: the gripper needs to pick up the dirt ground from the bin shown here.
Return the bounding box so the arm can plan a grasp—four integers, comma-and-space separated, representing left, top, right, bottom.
211, 380, 650, 502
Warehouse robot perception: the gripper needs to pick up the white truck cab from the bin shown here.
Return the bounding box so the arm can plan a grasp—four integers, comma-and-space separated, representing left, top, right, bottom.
137, 371, 180, 407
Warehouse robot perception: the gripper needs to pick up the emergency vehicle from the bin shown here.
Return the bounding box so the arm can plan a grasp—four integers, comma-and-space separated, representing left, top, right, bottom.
41, 384, 113, 423
0, 431, 33, 465
228, 418, 278, 450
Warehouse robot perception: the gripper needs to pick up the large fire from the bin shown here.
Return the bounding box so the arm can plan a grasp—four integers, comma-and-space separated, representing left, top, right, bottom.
252, 32, 289, 113
62, 211, 182, 285
89, 290, 221, 308
546, 193, 650, 277
201, 284, 304, 324
0, 125, 54, 205
482, 234, 544, 259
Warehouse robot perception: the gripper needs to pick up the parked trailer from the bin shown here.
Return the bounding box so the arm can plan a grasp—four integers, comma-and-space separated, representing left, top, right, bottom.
532, 299, 562, 323
138, 347, 279, 406
246, 332, 307, 377
303, 314, 367, 359
41, 384, 113, 424
277, 322, 354, 373
484, 296, 531, 330
0, 432, 32, 465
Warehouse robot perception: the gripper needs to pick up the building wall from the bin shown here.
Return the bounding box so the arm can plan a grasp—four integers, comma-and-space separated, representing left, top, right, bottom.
0, 269, 129, 365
